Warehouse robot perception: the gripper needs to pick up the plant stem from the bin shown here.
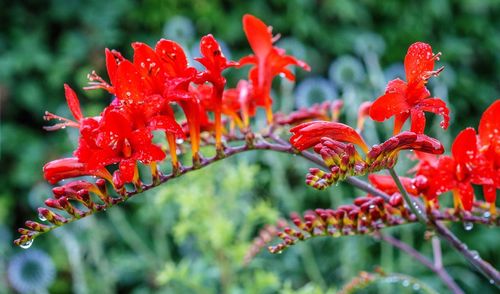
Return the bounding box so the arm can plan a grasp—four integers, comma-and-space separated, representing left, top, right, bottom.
376, 232, 464, 294
388, 167, 428, 223
432, 236, 443, 269
433, 221, 500, 286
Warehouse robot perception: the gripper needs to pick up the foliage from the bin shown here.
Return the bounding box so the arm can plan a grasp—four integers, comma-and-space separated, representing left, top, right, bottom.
2, 1, 500, 293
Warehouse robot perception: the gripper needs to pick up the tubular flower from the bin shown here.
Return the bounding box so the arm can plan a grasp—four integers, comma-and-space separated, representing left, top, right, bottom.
275, 101, 334, 126
74, 108, 165, 185
413, 101, 500, 212
195, 34, 238, 149
290, 121, 369, 152
222, 80, 256, 129
239, 14, 310, 123
369, 42, 449, 134
477, 100, 500, 209
290, 121, 444, 190
43, 157, 112, 185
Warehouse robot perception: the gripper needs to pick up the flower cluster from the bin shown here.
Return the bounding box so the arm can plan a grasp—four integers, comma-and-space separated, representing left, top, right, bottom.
290, 122, 443, 190
42, 14, 309, 188
15, 14, 310, 247
370, 101, 499, 213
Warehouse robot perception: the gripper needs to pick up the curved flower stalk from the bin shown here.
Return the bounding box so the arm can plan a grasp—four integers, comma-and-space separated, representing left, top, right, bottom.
244, 195, 496, 258
367, 100, 499, 213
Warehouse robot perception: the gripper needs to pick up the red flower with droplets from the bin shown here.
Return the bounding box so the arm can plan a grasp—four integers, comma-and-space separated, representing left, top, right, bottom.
195, 34, 237, 148
74, 107, 165, 185
239, 14, 310, 123
414, 102, 499, 212
369, 42, 449, 134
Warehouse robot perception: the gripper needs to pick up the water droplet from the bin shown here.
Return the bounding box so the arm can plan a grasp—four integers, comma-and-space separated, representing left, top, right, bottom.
483, 211, 491, 218
412, 284, 421, 291
463, 222, 473, 231
489, 279, 494, 284
369, 204, 375, 209
402, 279, 410, 287
175, 138, 184, 144
471, 250, 480, 260
38, 214, 46, 222
20, 239, 33, 249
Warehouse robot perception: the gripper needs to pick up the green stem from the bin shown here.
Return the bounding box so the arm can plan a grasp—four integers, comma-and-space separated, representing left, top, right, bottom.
388, 168, 428, 223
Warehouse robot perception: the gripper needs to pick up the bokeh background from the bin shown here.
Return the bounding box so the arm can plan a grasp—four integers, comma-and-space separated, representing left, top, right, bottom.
1, 0, 499, 293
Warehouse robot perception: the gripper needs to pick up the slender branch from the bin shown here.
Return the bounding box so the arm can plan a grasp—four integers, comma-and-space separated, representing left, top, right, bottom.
376, 232, 464, 294
432, 236, 443, 269
386, 167, 499, 287
433, 221, 500, 286
388, 168, 427, 223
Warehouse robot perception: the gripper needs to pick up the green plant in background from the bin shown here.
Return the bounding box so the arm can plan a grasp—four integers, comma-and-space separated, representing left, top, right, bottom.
2, 1, 500, 293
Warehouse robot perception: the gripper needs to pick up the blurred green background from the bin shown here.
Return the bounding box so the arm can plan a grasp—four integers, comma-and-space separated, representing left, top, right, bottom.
1, 0, 499, 293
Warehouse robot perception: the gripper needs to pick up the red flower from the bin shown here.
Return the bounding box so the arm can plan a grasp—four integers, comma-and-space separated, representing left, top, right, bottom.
222, 80, 255, 128
369, 42, 449, 134
195, 35, 237, 148
43, 157, 112, 184
474, 100, 500, 209
290, 121, 369, 153
74, 107, 165, 184
239, 14, 310, 123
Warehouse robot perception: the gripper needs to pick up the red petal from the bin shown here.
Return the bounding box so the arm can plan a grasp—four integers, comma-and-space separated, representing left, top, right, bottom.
457, 183, 474, 211
478, 100, 500, 146
483, 185, 497, 203
149, 115, 185, 138
114, 60, 153, 103
404, 42, 435, 85
242, 14, 273, 59
118, 159, 136, 183
99, 108, 133, 138
155, 39, 189, 76
393, 112, 410, 134
369, 92, 409, 122
416, 98, 450, 130
132, 42, 163, 82
105, 48, 118, 85
64, 84, 83, 121
290, 121, 368, 152
410, 109, 426, 133
451, 128, 477, 164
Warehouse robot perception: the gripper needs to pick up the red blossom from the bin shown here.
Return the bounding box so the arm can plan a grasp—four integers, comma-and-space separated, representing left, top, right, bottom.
369, 42, 449, 134
239, 14, 310, 123
290, 121, 369, 153
43, 157, 112, 184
